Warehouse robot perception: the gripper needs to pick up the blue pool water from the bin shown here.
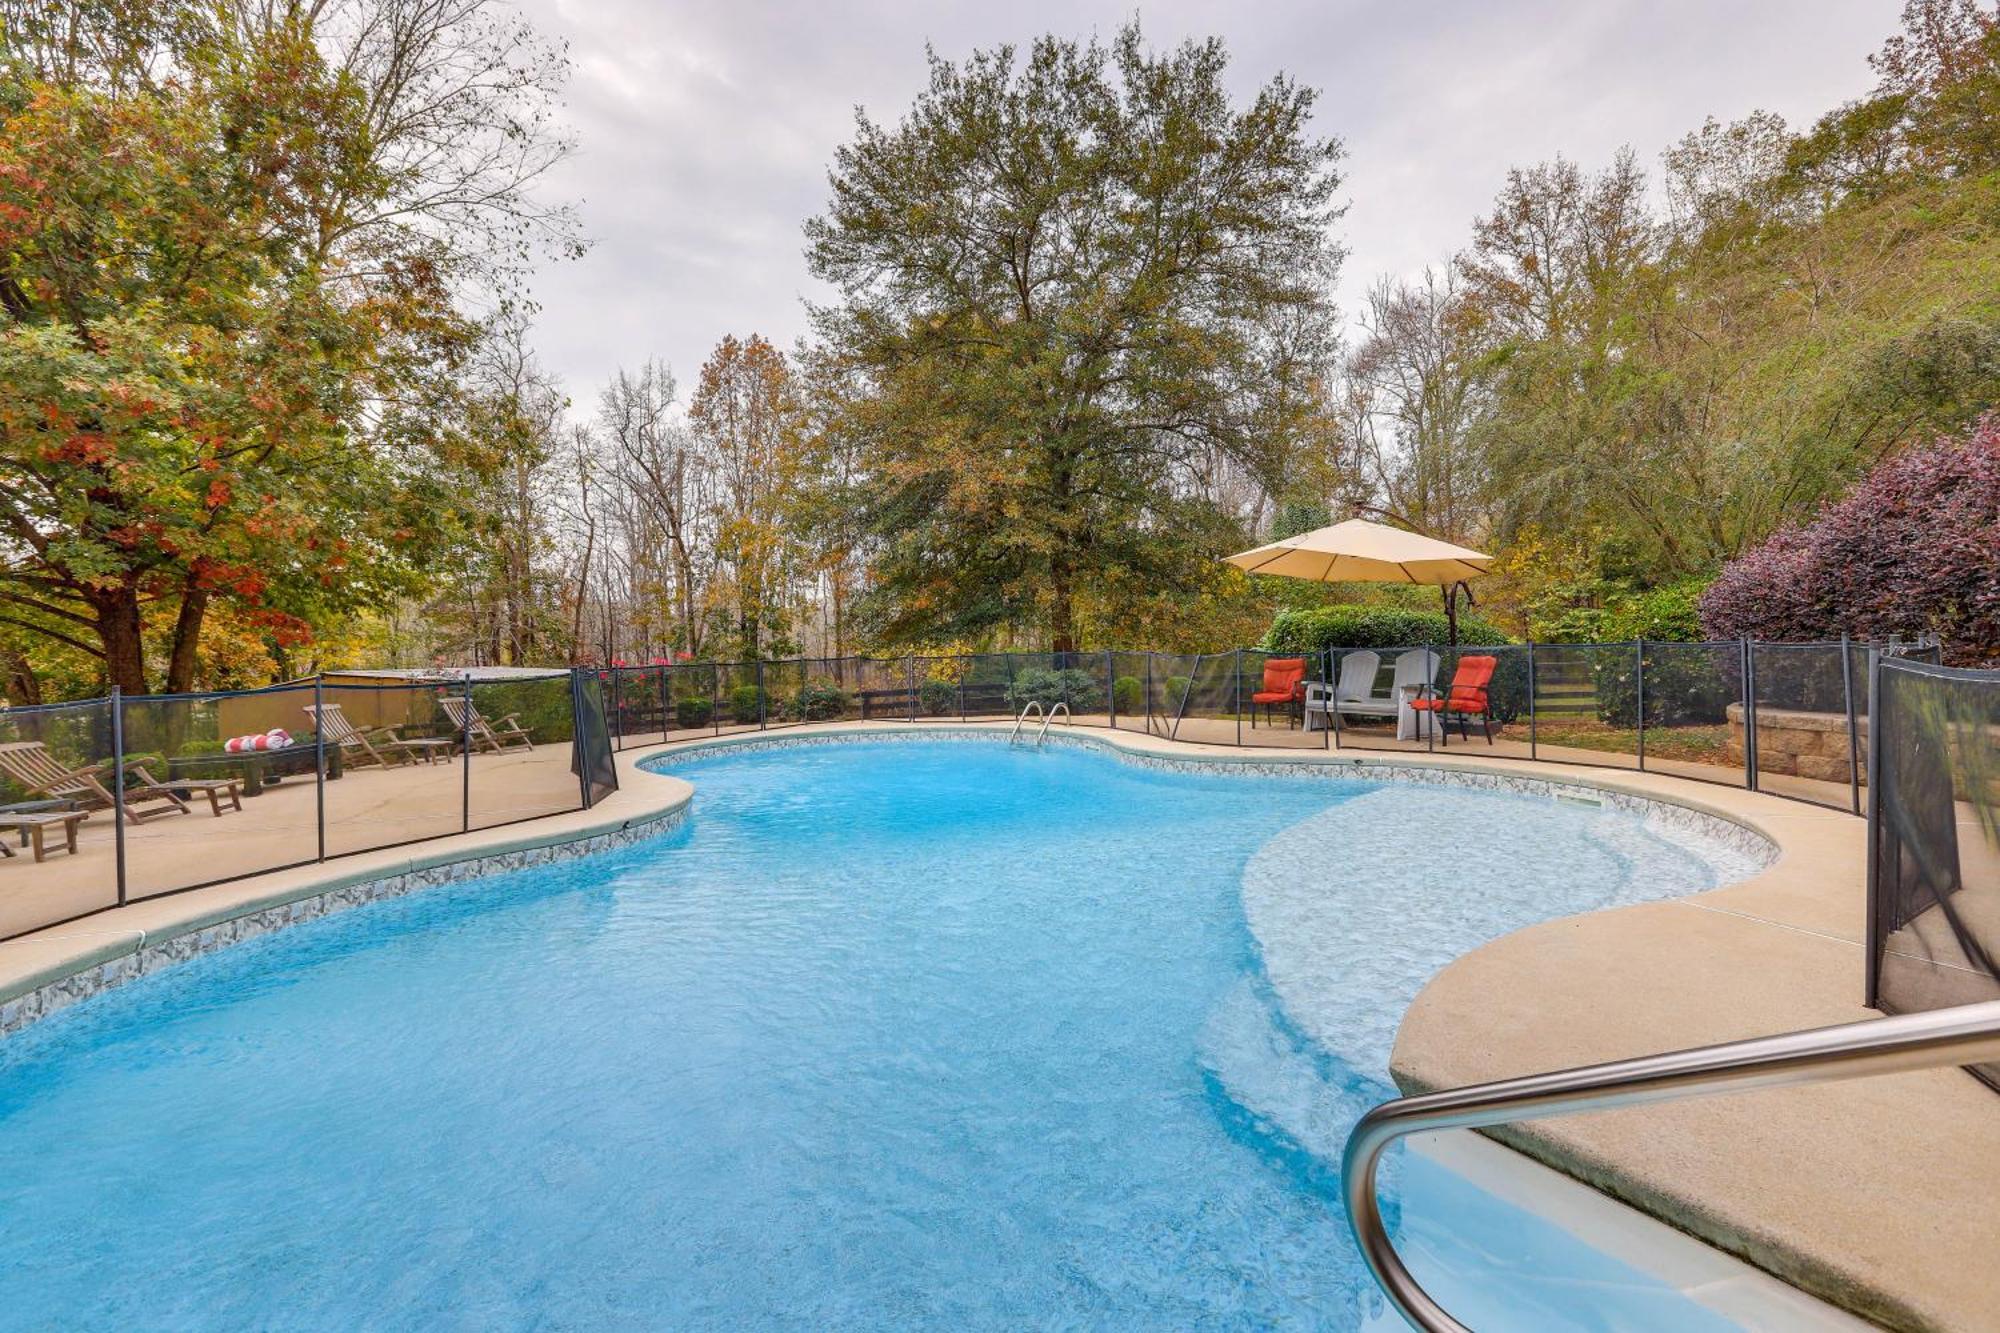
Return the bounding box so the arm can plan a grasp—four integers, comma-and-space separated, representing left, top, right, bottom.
0, 739, 1752, 1329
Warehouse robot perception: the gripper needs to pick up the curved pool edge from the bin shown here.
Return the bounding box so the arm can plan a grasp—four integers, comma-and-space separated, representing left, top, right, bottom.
3, 722, 1799, 1044
1388, 791, 1993, 1328
0, 722, 1905, 1325
0, 752, 695, 1037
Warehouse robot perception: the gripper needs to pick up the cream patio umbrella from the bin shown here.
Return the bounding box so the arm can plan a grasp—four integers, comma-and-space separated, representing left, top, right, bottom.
1222, 518, 1495, 645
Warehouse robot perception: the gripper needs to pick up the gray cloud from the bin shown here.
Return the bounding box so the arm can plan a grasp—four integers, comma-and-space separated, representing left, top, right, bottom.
517, 0, 1897, 400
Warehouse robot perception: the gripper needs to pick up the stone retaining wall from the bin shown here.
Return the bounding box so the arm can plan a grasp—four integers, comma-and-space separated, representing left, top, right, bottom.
1725, 704, 1864, 785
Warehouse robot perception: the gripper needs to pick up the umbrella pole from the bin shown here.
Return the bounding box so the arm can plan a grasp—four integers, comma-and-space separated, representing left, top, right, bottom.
1442, 583, 1459, 649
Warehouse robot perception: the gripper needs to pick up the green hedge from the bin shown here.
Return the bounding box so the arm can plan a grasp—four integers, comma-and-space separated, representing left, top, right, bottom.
1262, 604, 1515, 654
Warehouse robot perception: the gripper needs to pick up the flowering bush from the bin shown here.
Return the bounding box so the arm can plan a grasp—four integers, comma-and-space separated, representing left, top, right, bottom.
1700, 415, 2000, 664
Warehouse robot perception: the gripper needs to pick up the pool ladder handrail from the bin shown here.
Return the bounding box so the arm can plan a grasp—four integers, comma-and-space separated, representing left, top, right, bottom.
1008, 700, 1071, 747
1344, 997, 2000, 1333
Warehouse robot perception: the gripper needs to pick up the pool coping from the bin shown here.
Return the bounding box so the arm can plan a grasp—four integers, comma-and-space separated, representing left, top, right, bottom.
0, 721, 1949, 1329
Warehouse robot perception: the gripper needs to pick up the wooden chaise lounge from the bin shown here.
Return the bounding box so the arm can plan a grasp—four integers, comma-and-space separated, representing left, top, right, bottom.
0, 741, 240, 821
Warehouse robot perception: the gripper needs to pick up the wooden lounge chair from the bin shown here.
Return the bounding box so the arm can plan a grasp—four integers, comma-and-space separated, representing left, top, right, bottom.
437, 696, 535, 753
1249, 657, 1309, 728
301, 702, 428, 768
1324, 649, 1438, 725
1410, 654, 1500, 744
0, 741, 206, 823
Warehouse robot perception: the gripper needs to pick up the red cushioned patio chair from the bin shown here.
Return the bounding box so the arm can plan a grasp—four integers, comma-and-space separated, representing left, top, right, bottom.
1409, 654, 1498, 745
1250, 657, 1310, 729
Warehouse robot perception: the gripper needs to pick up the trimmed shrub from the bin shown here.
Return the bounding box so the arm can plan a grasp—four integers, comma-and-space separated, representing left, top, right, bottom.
918, 677, 959, 716
1006, 667, 1098, 711
726, 683, 765, 725
1111, 675, 1144, 715
1164, 675, 1191, 708
1700, 415, 2000, 664
1263, 604, 1514, 654
674, 695, 714, 729
791, 681, 850, 721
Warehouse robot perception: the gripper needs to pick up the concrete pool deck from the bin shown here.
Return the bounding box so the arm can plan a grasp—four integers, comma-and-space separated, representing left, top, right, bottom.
0, 719, 1987, 1329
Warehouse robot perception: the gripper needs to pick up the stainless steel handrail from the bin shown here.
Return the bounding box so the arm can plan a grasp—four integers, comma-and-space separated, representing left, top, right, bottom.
1009, 701, 1044, 746
1037, 701, 1071, 746
1342, 999, 2000, 1333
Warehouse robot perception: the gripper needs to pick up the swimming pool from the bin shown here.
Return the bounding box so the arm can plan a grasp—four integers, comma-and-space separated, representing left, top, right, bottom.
0, 738, 1776, 1328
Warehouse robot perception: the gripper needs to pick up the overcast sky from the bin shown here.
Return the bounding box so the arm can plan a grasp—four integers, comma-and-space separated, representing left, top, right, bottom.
516, 0, 1900, 402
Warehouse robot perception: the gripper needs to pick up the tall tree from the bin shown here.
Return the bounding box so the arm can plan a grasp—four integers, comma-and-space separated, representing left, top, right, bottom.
805, 24, 1343, 651
688, 334, 802, 658
0, 0, 577, 692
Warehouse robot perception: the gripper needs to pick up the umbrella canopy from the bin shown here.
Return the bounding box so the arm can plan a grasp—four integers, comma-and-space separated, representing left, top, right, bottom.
1223, 518, 1492, 585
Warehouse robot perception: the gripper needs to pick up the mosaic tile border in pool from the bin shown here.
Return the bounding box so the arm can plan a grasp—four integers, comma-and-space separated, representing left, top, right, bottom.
643, 727, 1781, 870
0, 804, 688, 1040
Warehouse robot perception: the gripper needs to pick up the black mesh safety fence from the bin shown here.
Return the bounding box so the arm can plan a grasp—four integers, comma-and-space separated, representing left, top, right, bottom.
0, 639, 1945, 946
758, 659, 810, 729
1867, 658, 2000, 1089
792, 657, 863, 722
1170, 652, 1244, 745
906, 656, 965, 721
712, 662, 764, 735
120, 683, 322, 899
662, 663, 720, 738
1635, 642, 1746, 789
1750, 642, 1856, 809
610, 667, 667, 750
849, 657, 911, 721
1529, 642, 1642, 770
0, 696, 118, 936
1108, 652, 1155, 735
0, 670, 606, 944
470, 674, 586, 830
1144, 653, 1200, 738
318, 679, 466, 857
959, 653, 1021, 720
571, 671, 619, 807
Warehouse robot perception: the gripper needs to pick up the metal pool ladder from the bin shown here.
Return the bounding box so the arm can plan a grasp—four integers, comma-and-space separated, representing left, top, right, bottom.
1009, 701, 1070, 747
1342, 997, 2000, 1332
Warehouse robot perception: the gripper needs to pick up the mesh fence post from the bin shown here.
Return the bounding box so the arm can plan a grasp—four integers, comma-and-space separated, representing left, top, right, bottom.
315, 674, 327, 862
1170, 657, 1193, 742
111, 686, 127, 906
710, 664, 720, 736
610, 667, 623, 753
659, 666, 671, 740
570, 668, 591, 809
1635, 640, 1647, 772
1234, 649, 1243, 747
1425, 643, 1436, 753
1105, 650, 1116, 728
757, 661, 768, 730
1527, 642, 1538, 761
459, 678, 473, 834
1144, 653, 1153, 733
1743, 639, 1760, 791
1863, 651, 1883, 1008
1841, 633, 1861, 816
907, 656, 916, 723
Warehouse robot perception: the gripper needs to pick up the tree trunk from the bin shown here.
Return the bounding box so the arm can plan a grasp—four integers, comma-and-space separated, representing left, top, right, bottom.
0, 645, 42, 707
165, 581, 209, 694
91, 585, 148, 695
1049, 560, 1077, 654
